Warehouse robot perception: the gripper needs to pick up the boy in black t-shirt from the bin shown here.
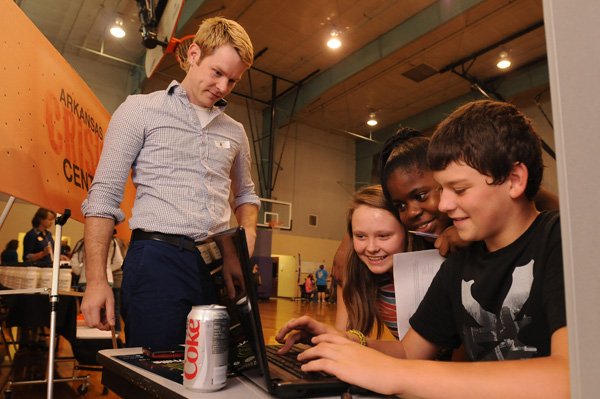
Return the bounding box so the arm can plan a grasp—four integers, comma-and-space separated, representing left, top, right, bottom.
275, 100, 568, 398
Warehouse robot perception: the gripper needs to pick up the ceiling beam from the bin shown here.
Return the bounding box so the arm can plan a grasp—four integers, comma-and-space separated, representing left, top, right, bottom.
273, 0, 487, 127
354, 59, 551, 187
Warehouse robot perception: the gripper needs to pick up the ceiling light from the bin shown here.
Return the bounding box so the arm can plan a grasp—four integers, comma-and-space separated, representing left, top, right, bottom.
496, 51, 511, 69
367, 112, 378, 127
110, 17, 126, 38
327, 30, 341, 49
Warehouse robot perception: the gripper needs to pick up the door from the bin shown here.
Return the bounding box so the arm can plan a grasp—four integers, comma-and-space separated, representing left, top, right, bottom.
272, 254, 298, 298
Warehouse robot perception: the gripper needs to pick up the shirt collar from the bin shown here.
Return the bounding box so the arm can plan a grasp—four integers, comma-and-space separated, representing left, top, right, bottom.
167, 80, 228, 111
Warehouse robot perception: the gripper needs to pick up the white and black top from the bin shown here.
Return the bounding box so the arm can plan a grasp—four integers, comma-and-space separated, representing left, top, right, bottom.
410, 211, 565, 361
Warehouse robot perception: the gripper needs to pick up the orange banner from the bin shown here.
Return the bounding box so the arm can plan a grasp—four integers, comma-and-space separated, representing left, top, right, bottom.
0, 0, 134, 236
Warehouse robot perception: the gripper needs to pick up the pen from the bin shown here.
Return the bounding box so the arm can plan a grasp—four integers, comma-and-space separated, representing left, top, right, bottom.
408, 230, 439, 239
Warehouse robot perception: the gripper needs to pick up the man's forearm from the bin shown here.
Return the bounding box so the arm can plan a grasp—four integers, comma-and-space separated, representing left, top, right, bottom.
235, 203, 258, 256
83, 216, 115, 286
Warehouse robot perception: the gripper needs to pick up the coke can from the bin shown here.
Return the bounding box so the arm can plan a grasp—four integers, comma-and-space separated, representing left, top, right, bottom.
183, 305, 230, 391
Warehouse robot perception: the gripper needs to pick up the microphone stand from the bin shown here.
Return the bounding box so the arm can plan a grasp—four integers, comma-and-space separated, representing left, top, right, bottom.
46, 209, 70, 399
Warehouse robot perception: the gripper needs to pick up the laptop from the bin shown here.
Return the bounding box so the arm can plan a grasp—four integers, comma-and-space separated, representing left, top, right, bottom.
204, 227, 360, 398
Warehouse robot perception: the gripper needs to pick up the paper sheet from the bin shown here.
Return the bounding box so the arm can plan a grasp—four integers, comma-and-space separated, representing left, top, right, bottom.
393, 249, 445, 339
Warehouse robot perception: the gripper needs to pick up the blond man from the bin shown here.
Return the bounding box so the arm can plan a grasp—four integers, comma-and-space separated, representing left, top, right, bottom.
81, 17, 259, 350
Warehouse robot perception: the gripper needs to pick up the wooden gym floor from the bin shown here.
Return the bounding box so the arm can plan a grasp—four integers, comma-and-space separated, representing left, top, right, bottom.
0, 298, 338, 398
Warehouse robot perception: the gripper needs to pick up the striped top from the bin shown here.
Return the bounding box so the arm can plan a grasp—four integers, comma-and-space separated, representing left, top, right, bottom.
376, 273, 398, 339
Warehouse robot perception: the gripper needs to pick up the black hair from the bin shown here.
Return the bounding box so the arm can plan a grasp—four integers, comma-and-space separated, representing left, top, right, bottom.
379, 127, 430, 205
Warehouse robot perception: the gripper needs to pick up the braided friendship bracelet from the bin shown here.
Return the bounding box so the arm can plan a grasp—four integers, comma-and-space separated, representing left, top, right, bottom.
346, 329, 367, 346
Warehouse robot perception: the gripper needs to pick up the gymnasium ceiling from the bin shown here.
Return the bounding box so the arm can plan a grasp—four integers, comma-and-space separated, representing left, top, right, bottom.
17, 0, 549, 141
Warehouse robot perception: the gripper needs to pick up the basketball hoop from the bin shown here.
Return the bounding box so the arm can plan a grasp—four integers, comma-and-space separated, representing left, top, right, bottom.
143, 0, 185, 78
169, 35, 195, 71
267, 220, 282, 230
257, 198, 292, 230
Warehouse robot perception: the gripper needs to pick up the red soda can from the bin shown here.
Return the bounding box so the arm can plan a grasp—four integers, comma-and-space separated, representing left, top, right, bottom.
183, 305, 230, 391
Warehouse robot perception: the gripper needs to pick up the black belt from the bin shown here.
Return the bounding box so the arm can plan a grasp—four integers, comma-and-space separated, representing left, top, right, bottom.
131, 229, 197, 252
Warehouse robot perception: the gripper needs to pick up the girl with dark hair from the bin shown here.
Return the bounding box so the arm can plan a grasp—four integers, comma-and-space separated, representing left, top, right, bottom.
22, 208, 56, 265
380, 128, 462, 255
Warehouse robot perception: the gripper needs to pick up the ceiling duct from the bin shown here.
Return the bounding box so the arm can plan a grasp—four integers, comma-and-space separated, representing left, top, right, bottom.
401, 63, 438, 83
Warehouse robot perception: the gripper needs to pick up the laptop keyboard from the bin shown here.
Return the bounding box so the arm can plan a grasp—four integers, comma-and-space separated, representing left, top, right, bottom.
265, 345, 330, 379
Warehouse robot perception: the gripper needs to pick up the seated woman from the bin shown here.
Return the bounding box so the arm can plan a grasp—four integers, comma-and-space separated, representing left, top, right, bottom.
304, 274, 316, 302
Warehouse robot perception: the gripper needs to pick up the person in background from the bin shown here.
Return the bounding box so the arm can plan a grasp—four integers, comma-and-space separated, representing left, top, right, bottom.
327, 271, 339, 304
110, 230, 126, 334
304, 274, 316, 302
70, 236, 123, 289
315, 264, 328, 303
276, 100, 568, 399
251, 263, 262, 295
60, 239, 72, 260
80, 17, 260, 350
1, 240, 19, 264
112, 233, 127, 262
22, 208, 56, 266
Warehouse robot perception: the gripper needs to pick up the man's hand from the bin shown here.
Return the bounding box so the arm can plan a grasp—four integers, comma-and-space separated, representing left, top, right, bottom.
80, 282, 115, 330
81, 216, 116, 330
222, 250, 244, 299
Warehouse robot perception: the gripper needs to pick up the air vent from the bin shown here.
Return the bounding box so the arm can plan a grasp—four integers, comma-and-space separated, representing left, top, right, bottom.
308, 214, 318, 227
402, 63, 438, 83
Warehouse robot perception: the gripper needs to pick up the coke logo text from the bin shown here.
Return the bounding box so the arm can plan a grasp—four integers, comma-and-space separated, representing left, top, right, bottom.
184, 319, 201, 380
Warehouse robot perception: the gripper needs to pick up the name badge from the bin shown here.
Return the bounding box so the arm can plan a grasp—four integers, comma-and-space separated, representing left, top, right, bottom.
214, 140, 230, 149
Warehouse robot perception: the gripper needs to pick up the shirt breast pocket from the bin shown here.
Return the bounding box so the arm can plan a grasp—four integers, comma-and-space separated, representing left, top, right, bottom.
207, 140, 235, 173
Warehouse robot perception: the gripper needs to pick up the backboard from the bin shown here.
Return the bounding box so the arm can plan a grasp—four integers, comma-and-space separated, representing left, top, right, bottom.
144, 0, 185, 78
258, 198, 292, 231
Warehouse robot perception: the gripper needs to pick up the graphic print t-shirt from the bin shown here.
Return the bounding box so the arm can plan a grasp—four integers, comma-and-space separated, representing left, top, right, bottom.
316, 269, 328, 285
409, 211, 565, 361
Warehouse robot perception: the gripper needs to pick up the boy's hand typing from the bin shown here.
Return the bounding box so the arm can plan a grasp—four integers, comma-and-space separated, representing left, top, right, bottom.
299, 333, 401, 396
